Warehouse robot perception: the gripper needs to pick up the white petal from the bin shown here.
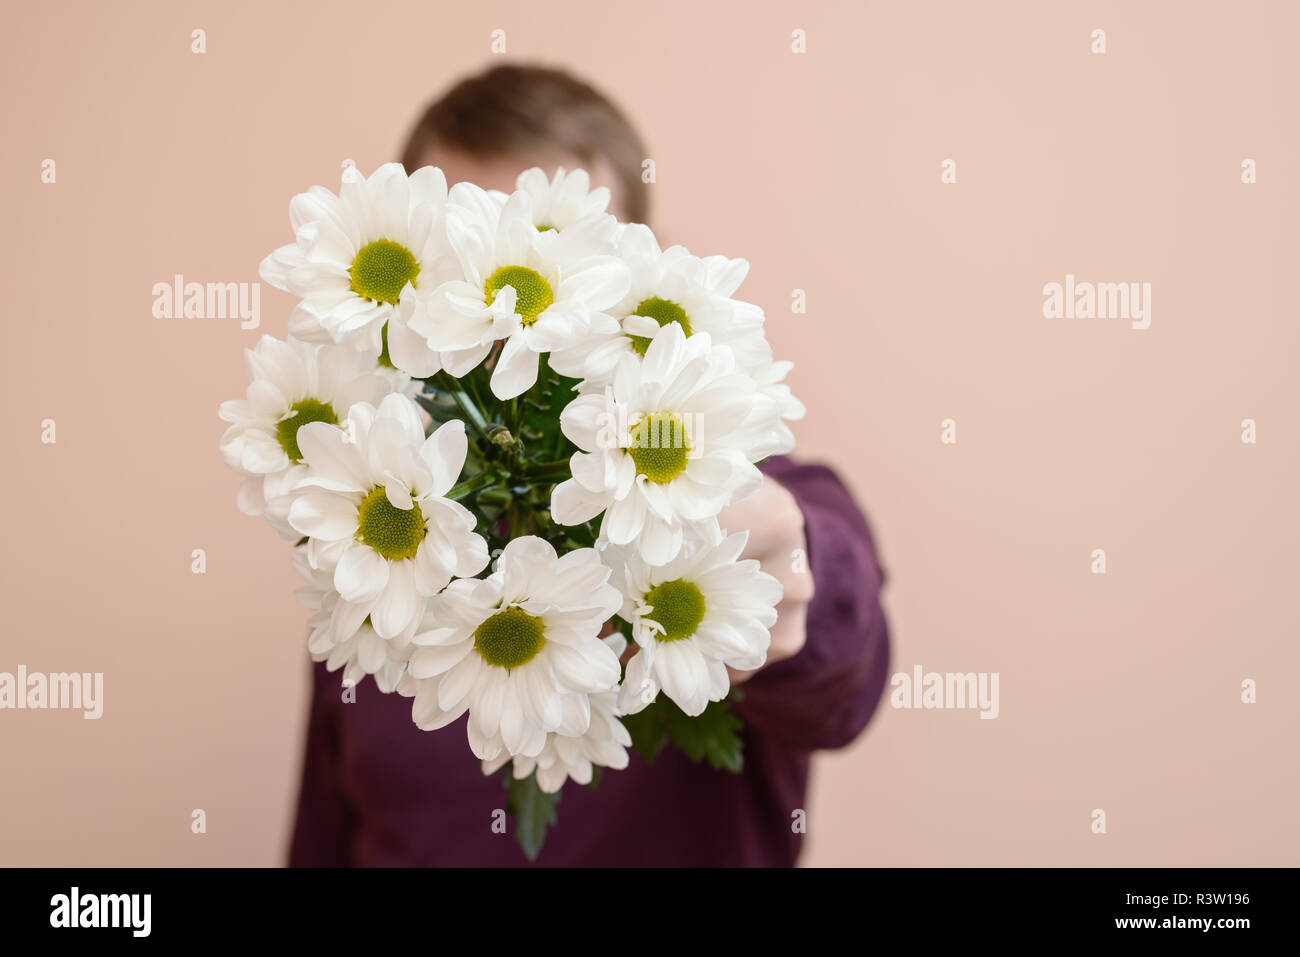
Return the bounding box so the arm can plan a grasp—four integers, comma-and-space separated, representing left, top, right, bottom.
370, 560, 420, 639
637, 515, 683, 565
498, 536, 557, 597
295, 422, 367, 491
334, 544, 390, 603
288, 491, 358, 541
550, 478, 609, 526
438, 650, 484, 711
408, 641, 474, 679
419, 419, 468, 497
489, 333, 539, 399
387, 311, 443, 377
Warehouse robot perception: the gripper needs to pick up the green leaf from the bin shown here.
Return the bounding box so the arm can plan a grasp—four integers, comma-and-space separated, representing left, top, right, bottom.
519, 354, 580, 463
663, 696, 745, 773
622, 694, 746, 771
412, 390, 459, 424
622, 702, 669, 762
503, 770, 561, 862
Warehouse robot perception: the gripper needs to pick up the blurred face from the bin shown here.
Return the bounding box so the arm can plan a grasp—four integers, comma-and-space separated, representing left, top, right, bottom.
419, 146, 629, 220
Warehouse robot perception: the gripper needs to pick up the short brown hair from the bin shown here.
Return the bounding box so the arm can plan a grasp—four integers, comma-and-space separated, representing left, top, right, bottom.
400, 64, 650, 224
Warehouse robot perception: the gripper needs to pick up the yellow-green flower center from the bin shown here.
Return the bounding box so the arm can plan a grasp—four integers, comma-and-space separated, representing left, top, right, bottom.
643, 579, 707, 642
629, 297, 692, 356
474, 606, 547, 669
356, 486, 426, 560
628, 412, 690, 483
484, 265, 554, 326
276, 398, 338, 462
349, 239, 420, 305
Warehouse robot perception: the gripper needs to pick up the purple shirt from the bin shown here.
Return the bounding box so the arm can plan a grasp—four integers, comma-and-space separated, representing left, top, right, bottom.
288, 457, 890, 866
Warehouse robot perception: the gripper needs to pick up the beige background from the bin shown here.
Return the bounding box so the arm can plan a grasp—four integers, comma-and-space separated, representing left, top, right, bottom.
3, 0, 1297, 866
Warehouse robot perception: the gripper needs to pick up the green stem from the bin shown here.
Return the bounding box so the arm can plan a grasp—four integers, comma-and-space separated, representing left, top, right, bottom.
464, 368, 490, 420
523, 457, 571, 473
521, 469, 570, 486
446, 471, 497, 502
434, 372, 491, 442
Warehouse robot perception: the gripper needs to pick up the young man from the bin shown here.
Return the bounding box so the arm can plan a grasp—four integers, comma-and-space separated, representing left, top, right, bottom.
289, 64, 891, 866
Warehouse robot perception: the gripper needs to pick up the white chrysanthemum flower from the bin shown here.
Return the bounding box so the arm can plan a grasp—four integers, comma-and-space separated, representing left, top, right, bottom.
293, 547, 415, 692
259, 162, 462, 376
551, 323, 762, 566
743, 355, 805, 459
606, 531, 781, 717
218, 335, 394, 540
369, 352, 426, 400
405, 182, 629, 398
488, 167, 612, 233
552, 224, 769, 384
482, 684, 631, 793
401, 537, 623, 760
286, 393, 489, 640
480, 635, 631, 794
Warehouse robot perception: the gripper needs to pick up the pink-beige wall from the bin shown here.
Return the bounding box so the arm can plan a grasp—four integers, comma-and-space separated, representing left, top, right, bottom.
3, 0, 1296, 866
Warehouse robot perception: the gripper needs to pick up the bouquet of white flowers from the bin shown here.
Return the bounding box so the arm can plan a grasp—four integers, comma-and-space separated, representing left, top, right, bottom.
219, 163, 804, 858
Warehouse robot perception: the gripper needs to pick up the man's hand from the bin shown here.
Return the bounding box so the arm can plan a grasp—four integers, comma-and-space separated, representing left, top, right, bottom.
719, 477, 814, 683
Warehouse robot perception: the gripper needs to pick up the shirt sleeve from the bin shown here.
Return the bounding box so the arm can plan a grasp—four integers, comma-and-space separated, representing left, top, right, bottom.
287, 662, 354, 867
734, 458, 892, 751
